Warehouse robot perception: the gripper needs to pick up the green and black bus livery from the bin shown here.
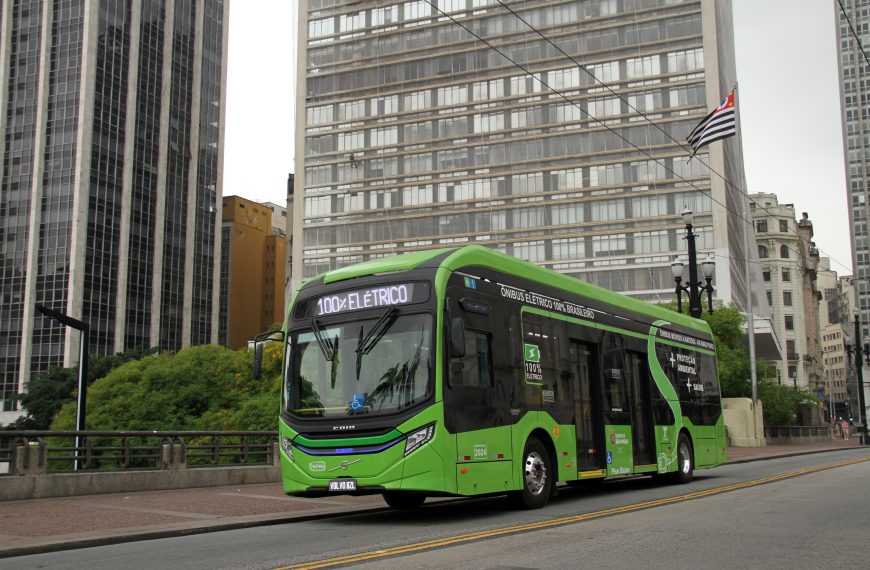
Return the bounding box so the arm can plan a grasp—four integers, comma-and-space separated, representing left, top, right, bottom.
272, 246, 725, 509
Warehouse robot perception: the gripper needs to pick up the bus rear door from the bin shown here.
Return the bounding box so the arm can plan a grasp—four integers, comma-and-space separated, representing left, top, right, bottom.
568, 340, 603, 474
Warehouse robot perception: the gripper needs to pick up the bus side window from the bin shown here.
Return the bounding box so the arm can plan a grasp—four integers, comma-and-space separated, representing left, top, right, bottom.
452, 330, 493, 388
603, 345, 630, 424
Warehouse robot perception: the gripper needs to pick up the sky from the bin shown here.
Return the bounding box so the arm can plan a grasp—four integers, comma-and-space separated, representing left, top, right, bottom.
223, 0, 853, 276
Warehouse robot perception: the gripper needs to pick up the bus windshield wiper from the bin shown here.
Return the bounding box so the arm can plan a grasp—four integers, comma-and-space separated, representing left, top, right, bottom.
355, 308, 398, 379
311, 318, 337, 361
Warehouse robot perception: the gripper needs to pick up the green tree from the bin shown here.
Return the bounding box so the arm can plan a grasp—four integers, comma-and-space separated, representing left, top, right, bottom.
5, 347, 157, 430
51, 343, 283, 432
758, 381, 816, 426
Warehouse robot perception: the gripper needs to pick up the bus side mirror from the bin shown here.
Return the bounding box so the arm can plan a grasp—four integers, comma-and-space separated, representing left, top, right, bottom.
250, 329, 284, 379
252, 342, 265, 379
450, 318, 466, 358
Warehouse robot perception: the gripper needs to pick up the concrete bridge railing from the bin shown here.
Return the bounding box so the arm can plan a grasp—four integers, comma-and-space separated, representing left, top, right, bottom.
0, 431, 281, 501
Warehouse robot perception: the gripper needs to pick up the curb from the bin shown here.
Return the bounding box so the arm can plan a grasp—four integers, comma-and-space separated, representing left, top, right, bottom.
0, 504, 393, 559
726, 445, 864, 465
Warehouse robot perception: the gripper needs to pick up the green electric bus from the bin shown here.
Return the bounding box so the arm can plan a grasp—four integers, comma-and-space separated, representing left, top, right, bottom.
259, 246, 726, 509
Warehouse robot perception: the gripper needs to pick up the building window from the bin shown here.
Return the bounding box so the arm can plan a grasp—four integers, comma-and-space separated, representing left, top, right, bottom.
758, 245, 769, 258
766, 291, 772, 305
762, 269, 771, 282
786, 341, 797, 360
780, 244, 789, 259
783, 291, 793, 306
756, 220, 768, 233
787, 365, 798, 381
785, 315, 794, 331
780, 220, 789, 232
782, 268, 791, 281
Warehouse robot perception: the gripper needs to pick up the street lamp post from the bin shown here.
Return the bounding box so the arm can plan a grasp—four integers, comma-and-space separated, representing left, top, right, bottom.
35, 304, 89, 469
853, 315, 868, 445
671, 207, 715, 318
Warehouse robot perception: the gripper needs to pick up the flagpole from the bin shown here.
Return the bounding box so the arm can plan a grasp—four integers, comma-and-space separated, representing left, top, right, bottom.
733, 83, 761, 444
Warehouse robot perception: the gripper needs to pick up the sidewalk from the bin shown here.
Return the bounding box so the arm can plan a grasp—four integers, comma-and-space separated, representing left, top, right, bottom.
0, 437, 864, 558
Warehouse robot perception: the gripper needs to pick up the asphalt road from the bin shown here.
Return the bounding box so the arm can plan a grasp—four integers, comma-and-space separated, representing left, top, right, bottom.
5, 449, 870, 570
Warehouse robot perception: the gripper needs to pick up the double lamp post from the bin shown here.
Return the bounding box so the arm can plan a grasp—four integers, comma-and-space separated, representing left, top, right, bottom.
671, 207, 715, 317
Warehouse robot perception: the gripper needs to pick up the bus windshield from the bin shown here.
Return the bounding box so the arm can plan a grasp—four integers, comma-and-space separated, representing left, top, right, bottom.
285, 312, 433, 419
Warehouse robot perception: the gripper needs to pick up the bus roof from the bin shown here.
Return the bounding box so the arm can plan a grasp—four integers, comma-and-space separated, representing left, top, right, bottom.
317, 245, 710, 335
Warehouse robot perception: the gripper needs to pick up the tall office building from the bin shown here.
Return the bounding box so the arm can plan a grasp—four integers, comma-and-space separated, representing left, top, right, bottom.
294, 0, 756, 314
0, 0, 229, 415
837, 0, 870, 340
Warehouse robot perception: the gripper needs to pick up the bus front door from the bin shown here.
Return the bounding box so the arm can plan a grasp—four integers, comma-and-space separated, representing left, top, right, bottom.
569, 341, 602, 472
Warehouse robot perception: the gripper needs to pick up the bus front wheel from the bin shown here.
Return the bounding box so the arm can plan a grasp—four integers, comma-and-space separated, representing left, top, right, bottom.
383, 491, 426, 509
511, 437, 553, 509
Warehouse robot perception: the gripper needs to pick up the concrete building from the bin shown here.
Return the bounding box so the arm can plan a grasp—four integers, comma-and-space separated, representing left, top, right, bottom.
285, 172, 295, 306
0, 0, 230, 418
293, 0, 757, 312
219, 196, 287, 349
836, 0, 870, 342
749, 193, 822, 391
818, 258, 850, 418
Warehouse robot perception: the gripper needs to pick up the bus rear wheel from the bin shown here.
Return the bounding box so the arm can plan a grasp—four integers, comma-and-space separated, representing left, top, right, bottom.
511, 438, 553, 509
383, 491, 426, 509
672, 433, 694, 484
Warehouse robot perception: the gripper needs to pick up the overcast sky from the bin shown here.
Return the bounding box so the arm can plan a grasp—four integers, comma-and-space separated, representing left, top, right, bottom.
223, 0, 853, 275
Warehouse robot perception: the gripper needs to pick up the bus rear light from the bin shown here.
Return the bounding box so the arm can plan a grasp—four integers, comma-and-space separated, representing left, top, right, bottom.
281, 435, 294, 461
404, 424, 435, 456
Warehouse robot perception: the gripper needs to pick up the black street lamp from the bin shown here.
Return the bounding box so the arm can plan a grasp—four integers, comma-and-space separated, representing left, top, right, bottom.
671, 207, 715, 318
852, 314, 869, 445
35, 304, 89, 469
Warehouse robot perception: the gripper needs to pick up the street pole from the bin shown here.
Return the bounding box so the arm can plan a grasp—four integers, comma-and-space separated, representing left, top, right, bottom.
35, 304, 89, 469
854, 317, 868, 445
685, 222, 701, 319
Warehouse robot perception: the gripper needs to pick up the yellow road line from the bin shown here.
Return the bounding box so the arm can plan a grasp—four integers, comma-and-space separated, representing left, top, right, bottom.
278, 456, 870, 570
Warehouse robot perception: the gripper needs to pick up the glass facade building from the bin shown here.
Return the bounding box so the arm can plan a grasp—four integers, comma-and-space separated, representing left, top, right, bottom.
837, 0, 870, 340
0, 0, 229, 415
293, 0, 753, 315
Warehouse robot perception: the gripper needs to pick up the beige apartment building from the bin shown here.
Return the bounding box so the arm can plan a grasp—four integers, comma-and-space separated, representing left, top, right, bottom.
818, 258, 852, 418
293, 0, 759, 312
750, 193, 822, 392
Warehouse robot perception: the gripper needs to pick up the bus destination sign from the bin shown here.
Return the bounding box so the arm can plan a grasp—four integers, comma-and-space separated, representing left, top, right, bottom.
316, 284, 416, 316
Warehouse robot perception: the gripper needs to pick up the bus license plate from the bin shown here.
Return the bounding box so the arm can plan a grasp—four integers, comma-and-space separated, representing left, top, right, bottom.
328, 479, 357, 492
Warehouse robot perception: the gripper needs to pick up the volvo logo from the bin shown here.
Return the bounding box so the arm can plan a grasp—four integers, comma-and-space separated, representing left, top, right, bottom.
332, 425, 356, 431
328, 459, 362, 472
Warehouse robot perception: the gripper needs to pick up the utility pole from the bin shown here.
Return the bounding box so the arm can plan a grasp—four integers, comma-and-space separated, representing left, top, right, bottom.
854, 315, 868, 445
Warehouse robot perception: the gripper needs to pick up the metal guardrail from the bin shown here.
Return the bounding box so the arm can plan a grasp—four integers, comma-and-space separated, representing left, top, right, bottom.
0, 431, 278, 474
764, 426, 832, 443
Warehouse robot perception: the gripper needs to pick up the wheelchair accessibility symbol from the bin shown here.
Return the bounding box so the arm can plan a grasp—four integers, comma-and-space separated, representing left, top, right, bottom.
350, 393, 365, 411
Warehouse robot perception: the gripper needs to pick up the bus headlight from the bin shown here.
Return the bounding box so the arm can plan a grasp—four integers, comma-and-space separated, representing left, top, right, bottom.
281, 435, 294, 461
404, 424, 435, 456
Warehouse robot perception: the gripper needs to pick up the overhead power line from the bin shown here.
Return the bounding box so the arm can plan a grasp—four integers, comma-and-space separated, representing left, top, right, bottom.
490, 0, 854, 276
418, 0, 850, 276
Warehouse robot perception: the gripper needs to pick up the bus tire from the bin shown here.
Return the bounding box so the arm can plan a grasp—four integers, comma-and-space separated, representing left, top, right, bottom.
673, 433, 694, 484
383, 491, 426, 509
511, 437, 553, 509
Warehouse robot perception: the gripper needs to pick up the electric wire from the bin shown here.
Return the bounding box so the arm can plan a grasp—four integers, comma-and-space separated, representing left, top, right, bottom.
419, 0, 841, 278
838, 0, 870, 70
490, 0, 854, 276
